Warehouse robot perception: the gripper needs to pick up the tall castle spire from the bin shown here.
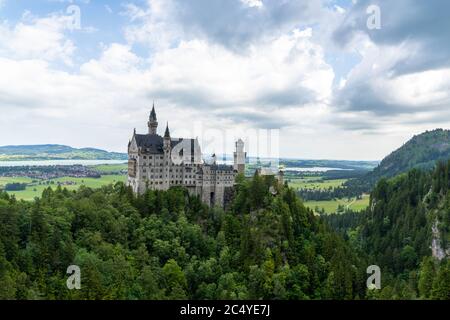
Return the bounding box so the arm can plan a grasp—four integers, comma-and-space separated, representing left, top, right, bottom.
148, 102, 158, 135
163, 122, 171, 153
164, 122, 170, 138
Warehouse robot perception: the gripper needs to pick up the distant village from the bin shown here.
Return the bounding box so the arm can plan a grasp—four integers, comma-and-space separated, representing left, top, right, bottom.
0, 164, 127, 192
0, 165, 102, 180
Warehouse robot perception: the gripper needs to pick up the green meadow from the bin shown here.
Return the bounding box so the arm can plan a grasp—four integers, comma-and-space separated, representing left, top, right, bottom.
305, 194, 370, 214
1, 175, 126, 201
2, 166, 370, 213
89, 164, 128, 172
287, 175, 370, 214
288, 177, 348, 190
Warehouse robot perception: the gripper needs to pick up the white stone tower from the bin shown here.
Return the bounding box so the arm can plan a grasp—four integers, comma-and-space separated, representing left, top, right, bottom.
233, 139, 246, 174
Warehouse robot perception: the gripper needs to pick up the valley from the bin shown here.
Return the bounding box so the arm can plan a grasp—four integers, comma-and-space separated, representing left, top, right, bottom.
1, 129, 450, 300
0, 160, 373, 214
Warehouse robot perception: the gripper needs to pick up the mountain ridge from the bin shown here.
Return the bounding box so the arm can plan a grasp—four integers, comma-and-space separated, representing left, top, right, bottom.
0, 144, 127, 161
371, 128, 450, 179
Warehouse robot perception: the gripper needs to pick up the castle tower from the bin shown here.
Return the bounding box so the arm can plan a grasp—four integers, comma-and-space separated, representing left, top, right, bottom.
163, 122, 171, 189
148, 103, 158, 135
277, 169, 284, 185
234, 139, 246, 174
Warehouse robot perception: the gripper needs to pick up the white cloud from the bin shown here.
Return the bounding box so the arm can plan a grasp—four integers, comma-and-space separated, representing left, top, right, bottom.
240, 0, 263, 8
1, 0, 450, 160
0, 22, 335, 155
0, 13, 76, 65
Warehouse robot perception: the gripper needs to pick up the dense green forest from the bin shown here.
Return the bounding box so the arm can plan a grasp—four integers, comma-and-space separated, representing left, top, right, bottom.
325, 161, 450, 299
1, 164, 449, 300
0, 173, 369, 300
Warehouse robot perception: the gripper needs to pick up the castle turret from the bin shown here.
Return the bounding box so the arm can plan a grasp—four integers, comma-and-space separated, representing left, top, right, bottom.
164, 122, 171, 140
163, 122, 171, 189
234, 138, 246, 174
148, 103, 158, 135
163, 123, 171, 158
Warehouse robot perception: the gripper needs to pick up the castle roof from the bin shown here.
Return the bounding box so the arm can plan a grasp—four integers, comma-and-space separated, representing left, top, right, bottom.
164, 123, 170, 138
134, 134, 196, 154
150, 104, 157, 121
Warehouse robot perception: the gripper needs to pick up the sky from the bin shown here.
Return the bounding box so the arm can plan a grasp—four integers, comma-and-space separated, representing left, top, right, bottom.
0, 0, 450, 160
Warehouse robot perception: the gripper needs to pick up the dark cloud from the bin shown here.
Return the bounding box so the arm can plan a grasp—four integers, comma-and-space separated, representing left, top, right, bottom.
168, 0, 326, 51
330, 0, 450, 131
334, 82, 407, 115
147, 85, 319, 128
147, 88, 220, 110
333, 0, 450, 74
334, 79, 450, 117
218, 109, 293, 129
256, 87, 317, 107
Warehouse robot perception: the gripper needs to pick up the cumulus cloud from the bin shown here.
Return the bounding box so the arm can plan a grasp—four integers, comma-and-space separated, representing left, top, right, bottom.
1, 0, 450, 160
331, 0, 450, 134
123, 0, 333, 51
334, 0, 450, 74
0, 12, 76, 65
145, 31, 333, 123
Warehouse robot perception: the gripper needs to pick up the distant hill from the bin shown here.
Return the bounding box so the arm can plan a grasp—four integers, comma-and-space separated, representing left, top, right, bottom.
370, 129, 450, 180
344, 129, 450, 193
0, 144, 127, 161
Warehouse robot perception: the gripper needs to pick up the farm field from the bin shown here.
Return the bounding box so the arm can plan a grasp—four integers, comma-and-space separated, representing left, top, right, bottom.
288, 177, 348, 190
305, 194, 370, 214
90, 164, 127, 172
0, 176, 34, 184
1, 174, 126, 201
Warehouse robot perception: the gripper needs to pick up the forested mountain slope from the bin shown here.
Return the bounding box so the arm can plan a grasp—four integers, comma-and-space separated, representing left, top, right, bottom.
345, 129, 450, 193
325, 161, 450, 299
371, 129, 450, 179
0, 174, 367, 300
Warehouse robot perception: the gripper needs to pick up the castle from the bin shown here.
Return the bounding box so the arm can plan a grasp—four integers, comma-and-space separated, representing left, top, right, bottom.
127, 104, 246, 207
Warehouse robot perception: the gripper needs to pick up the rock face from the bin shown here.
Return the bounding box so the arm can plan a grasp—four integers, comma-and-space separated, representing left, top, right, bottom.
431, 220, 447, 261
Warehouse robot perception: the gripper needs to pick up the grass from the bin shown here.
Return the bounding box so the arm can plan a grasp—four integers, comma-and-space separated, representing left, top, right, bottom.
0, 176, 34, 184
90, 164, 127, 172
287, 175, 368, 214
305, 194, 370, 214
288, 177, 348, 190
2, 175, 126, 201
